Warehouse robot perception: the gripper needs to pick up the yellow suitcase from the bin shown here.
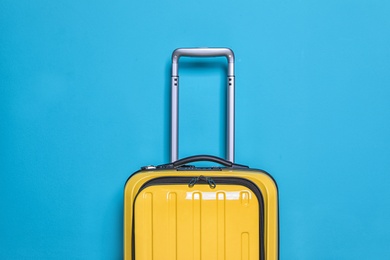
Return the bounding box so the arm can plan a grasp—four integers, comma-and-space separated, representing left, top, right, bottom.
124, 48, 278, 260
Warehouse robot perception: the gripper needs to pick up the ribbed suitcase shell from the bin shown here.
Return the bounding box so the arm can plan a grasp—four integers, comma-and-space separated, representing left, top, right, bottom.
124, 168, 278, 260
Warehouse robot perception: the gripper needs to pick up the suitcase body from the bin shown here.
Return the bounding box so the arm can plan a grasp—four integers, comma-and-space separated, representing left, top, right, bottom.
124, 48, 279, 260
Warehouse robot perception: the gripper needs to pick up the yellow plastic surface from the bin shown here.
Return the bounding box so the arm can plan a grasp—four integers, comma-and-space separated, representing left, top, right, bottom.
124, 169, 278, 260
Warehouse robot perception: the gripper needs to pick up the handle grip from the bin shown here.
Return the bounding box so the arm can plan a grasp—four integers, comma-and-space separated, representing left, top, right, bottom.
172, 48, 234, 76
172, 48, 234, 59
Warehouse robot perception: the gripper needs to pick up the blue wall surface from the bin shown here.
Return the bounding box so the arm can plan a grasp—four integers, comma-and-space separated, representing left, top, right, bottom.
1, 0, 390, 259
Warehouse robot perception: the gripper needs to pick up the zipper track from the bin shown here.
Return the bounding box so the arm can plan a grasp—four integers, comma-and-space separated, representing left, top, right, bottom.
132, 176, 265, 260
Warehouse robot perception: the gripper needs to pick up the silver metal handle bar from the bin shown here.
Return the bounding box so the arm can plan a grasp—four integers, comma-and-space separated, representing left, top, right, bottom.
172, 48, 235, 76
170, 47, 235, 163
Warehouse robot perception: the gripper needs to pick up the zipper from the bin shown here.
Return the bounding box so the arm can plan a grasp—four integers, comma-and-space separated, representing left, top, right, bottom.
188, 175, 216, 188
132, 176, 265, 260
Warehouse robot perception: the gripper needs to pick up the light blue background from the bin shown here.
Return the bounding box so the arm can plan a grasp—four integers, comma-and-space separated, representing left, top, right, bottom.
1, 0, 389, 259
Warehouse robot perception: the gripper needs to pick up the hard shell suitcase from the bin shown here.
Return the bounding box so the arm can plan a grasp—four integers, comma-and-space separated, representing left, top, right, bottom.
124, 48, 279, 260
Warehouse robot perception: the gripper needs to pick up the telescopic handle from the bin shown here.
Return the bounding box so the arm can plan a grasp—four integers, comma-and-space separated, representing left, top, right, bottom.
170, 47, 235, 163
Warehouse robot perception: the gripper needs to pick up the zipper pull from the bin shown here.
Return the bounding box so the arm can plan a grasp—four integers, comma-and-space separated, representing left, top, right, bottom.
207, 178, 216, 189
188, 176, 199, 188
188, 175, 216, 189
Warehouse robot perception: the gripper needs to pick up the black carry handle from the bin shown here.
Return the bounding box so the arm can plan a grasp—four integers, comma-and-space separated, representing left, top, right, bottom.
157, 155, 248, 169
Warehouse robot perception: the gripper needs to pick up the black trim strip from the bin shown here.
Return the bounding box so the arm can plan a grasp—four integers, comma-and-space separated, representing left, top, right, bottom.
131, 176, 265, 260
